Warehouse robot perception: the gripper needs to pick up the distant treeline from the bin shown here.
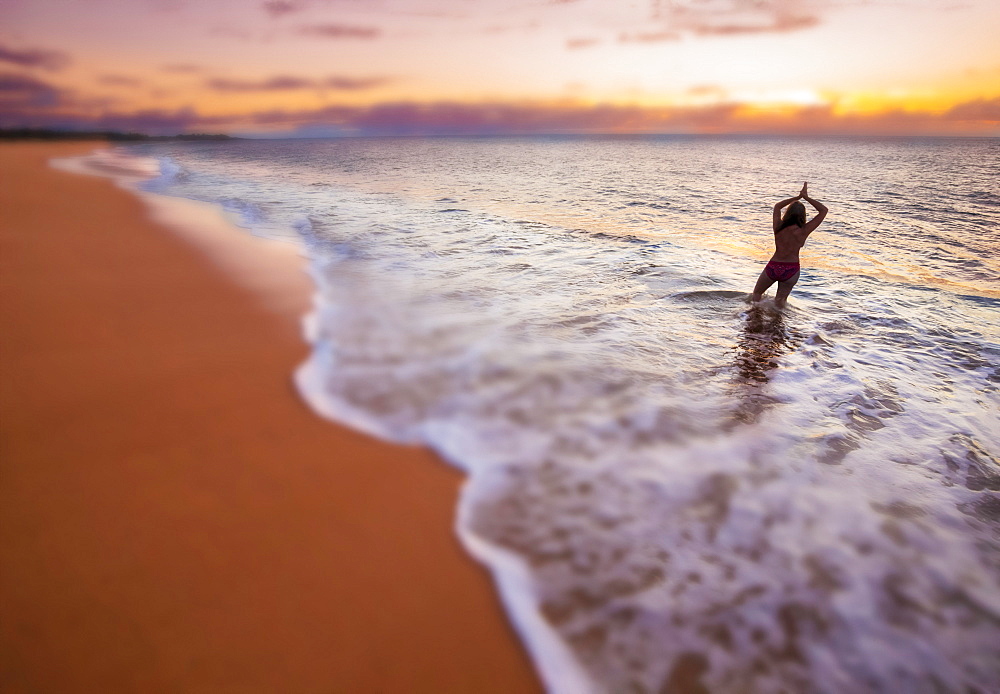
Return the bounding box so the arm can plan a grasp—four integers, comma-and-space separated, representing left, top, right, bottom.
0, 128, 236, 141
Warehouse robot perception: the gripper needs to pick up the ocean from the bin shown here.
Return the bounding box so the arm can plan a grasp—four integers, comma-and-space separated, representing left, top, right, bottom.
78, 136, 999, 693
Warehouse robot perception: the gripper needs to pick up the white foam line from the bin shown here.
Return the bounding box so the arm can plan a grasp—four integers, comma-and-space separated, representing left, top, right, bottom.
292, 354, 426, 445
456, 494, 593, 694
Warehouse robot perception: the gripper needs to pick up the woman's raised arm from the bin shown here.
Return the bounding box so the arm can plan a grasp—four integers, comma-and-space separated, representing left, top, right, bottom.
800, 182, 828, 233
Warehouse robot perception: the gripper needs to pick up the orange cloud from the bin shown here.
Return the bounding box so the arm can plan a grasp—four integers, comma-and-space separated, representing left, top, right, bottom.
206, 75, 392, 92
99, 74, 143, 87
691, 14, 819, 36
618, 30, 680, 43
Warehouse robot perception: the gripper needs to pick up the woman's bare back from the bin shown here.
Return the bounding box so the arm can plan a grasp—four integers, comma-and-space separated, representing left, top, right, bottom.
770, 225, 810, 263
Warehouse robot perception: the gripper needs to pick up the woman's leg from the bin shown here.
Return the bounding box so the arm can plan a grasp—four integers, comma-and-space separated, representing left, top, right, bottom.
751, 270, 775, 302
774, 271, 801, 307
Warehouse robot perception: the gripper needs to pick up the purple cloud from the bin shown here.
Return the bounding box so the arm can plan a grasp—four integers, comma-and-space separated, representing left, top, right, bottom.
0, 103, 229, 134
239, 101, 737, 135
0, 44, 70, 71
323, 76, 391, 90
93, 107, 206, 132
298, 23, 381, 39
262, 0, 303, 18
0, 72, 64, 108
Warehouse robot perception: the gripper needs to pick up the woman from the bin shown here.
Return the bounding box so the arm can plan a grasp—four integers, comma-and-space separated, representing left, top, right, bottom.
751, 182, 827, 307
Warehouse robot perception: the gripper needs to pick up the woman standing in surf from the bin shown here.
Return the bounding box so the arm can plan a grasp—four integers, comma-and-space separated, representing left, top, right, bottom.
751, 182, 828, 307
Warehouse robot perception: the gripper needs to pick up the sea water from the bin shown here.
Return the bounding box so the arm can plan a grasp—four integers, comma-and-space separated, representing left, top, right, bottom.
90, 136, 999, 693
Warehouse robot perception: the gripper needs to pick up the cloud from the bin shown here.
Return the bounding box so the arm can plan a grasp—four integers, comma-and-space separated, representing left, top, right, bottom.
0, 44, 70, 71
207, 75, 314, 91
230, 97, 1000, 136
297, 23, 381, 39
945, 97, 1000, 121
3, 93, 998, 137
92, 107, 208, 132
238, 100, 741, 134
0, 102, 227, 134
324, 76, 391, 90
656, 0, 823, 37
691, 14, 819, 36
556, 0, 830, 47
262, 0, 303, 18
205, 74, 391, 91
99, 74, 143, 87
0, 72, 64, 108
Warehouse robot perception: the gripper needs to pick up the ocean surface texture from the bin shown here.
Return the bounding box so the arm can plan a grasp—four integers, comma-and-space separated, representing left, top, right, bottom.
99, 136, 999, 693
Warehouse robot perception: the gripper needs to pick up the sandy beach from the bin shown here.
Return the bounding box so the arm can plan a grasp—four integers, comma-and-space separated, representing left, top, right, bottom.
0, 142, 541, 693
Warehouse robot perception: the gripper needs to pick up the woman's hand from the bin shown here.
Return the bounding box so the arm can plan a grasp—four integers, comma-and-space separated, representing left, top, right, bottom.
798, 181, 808, 198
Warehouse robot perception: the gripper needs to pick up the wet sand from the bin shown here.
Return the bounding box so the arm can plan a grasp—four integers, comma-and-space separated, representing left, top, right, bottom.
0, 142, 541, 693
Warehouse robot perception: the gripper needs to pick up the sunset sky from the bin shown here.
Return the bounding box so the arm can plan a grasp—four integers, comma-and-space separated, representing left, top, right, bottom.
2, 0, 998, 136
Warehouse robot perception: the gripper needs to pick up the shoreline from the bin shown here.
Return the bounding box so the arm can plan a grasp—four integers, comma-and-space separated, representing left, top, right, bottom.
0, 142, 542, 692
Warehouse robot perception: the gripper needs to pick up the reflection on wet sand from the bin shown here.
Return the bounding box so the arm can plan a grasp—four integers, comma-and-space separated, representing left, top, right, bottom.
730, 302, 802, 424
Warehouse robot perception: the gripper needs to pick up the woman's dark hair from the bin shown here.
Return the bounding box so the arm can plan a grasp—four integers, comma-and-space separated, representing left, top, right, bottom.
778, 201, 807, 230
